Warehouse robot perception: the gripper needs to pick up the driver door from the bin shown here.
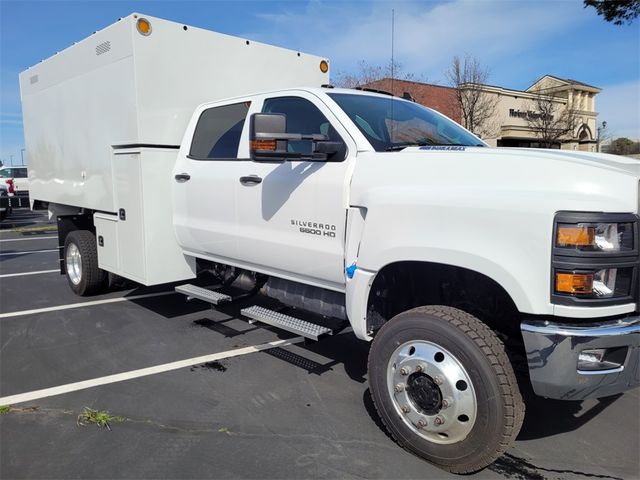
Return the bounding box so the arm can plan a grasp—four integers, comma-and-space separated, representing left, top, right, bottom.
234, 92, 356, 291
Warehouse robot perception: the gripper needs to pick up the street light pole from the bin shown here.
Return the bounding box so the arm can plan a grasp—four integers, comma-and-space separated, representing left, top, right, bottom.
20, 149, 25, 165
9, 154, 14, 166
596, 120, 607, 153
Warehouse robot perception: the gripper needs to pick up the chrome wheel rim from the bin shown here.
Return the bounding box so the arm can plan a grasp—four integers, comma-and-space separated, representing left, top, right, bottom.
66, 242, 82, 285
386, 340, 477, 444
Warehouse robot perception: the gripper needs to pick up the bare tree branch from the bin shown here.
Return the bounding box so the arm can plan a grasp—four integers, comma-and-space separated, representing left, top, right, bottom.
524, 88, 583, 148
445, 54, 498, 138
332, 60, 424, 88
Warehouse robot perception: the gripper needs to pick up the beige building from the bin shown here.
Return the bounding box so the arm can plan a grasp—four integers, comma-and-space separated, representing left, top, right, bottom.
469, 75, 601, 151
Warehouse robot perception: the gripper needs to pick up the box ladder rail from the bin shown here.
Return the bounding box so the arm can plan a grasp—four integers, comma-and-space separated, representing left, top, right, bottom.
175, 284, 232, 305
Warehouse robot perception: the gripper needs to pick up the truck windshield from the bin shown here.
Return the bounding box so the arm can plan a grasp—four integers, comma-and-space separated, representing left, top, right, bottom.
327, 93, 484, 151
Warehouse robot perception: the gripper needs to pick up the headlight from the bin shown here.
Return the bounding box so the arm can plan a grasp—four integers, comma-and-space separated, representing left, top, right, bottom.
556, 222, 634, 252
552, 212, 638, 307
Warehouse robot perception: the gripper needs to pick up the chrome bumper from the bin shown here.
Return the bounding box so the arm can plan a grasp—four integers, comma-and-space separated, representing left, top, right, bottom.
520, 316, 640, 400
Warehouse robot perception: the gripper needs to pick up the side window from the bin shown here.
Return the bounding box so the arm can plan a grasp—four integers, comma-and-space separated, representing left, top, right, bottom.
0, 169, 12, 178
17, 168, 28, 178
262, 96, 346, 160
189, 102, 250, 160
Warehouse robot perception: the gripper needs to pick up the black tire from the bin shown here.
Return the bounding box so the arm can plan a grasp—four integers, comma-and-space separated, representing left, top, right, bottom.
368, 306, 524, 474
64, 230, 108, 296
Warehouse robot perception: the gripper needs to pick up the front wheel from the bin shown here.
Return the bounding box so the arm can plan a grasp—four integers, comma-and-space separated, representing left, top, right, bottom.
64, 230, 107, 296
368, 306, 524, 474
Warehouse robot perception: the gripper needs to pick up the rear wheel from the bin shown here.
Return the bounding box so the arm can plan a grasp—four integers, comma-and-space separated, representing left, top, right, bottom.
368, 306, 524, 474
64, 230, 107, 296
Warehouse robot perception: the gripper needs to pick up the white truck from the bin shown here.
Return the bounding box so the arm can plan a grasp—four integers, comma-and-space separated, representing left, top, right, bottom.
20, 13, 639, 474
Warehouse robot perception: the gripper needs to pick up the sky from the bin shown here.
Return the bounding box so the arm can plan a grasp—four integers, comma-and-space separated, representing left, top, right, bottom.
1, 0, 639, 164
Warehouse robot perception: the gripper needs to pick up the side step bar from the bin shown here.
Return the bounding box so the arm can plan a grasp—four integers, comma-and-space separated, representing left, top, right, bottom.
241, 306, 332, 341
175, 284, 232, 305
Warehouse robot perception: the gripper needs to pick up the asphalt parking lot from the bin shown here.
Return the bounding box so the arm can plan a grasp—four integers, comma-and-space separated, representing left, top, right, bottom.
1, 208, 638, 480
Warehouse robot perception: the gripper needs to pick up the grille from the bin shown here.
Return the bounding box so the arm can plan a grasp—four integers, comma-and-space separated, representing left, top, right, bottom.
95, 41, 111, 56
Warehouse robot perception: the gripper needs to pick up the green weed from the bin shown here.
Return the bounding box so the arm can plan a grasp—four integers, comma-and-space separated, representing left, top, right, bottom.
77, 407, 125, 430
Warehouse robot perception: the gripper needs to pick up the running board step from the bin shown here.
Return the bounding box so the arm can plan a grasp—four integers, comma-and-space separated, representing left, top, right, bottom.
241, 306, 332, 341
175, 284, 232, 305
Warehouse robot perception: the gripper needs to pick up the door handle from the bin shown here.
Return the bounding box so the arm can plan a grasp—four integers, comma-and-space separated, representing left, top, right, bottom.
239, 175, 262, 186
174, 173, 191, 182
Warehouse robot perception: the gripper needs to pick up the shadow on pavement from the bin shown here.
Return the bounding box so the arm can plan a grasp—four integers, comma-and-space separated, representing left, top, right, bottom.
517, 381, 622, 441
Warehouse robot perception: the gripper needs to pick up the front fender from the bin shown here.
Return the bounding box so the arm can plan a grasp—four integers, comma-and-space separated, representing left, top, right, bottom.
352, 185, 553, 315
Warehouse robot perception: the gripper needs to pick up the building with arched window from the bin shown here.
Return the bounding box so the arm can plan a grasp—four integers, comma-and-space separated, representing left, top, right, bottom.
363, 75, 601, 151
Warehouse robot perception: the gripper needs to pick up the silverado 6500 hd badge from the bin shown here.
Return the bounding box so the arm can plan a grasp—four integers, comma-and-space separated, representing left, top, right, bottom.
291, 219, 337, 238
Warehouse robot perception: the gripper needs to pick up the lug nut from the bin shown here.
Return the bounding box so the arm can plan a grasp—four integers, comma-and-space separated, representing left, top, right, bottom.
434, 416, 445, 425
418, 419, 427, 428
434, 375, 444, 385
394, 383, 404, 393
401, 405, 410, 414
415, 364, 424, 373
442, 399, 451, 409
400, 367, 409, 376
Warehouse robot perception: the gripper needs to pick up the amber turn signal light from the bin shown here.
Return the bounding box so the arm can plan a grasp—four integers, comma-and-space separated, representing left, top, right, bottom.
557, 226, 595, 247
251, 139, 277, 151
556, 272, 593, 295
136, 18, 152, 36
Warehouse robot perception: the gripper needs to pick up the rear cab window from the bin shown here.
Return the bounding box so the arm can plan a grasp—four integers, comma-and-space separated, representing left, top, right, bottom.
189, 102, 251, 160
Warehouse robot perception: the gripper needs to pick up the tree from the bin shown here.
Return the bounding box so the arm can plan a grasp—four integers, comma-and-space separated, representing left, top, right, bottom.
445, 54, 498, 138
524, 88, 583, 149
332, 60, 422, 89
584, 0, 640, 25
607, 137, 640, 155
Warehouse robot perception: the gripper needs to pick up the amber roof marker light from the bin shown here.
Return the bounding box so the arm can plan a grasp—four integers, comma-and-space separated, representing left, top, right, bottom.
320, 60, 329, 73
136, 18, 152, 36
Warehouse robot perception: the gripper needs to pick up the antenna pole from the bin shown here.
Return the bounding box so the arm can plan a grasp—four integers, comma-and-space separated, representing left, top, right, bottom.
391, 8, 395, 91
391, 9, 395, 143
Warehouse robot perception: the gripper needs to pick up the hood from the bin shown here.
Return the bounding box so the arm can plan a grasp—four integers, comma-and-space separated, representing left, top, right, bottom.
400, 146, 640, 179
351, 146, 639, 215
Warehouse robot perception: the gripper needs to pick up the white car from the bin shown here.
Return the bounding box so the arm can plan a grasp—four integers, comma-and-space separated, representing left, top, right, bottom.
0, 166, 29, 194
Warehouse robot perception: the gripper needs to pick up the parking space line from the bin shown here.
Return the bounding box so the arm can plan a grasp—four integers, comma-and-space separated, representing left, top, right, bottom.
0, 337, 304, 406
0, 221, 55, 226
0, 269, 59, 278
0, 291, 177, 319
0, 226, 57, 234
0, 236, 57, 243
0, 248, 59, 256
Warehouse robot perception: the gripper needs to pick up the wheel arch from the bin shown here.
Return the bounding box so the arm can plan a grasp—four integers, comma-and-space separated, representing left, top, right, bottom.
51, 203, 95, 275
365, 260, 523, 339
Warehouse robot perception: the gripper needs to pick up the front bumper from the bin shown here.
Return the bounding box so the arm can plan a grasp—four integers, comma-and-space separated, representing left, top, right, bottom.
521, 316, 639, 400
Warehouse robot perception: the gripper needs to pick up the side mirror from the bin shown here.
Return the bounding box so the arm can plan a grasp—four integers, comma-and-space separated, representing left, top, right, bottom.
250, 113, 338, 162
250, 113, 296, 162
